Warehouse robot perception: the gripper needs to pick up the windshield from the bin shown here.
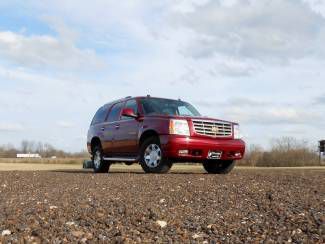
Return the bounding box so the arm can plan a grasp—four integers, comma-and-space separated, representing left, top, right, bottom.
140, 98, 201, 117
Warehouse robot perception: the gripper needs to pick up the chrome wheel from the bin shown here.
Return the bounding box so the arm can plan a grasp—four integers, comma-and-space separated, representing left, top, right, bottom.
93, 150, 101, 169
144, 144, 162, 168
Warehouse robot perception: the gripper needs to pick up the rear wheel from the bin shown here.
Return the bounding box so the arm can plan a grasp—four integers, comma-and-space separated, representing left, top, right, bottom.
203, 160, 235, 174
92, 145, 110, 173
139, 137, 172, 173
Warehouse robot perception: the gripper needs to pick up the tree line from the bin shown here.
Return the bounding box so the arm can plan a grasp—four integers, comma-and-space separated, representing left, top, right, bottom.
239, 137, 322, 167
0, 140, 88, 158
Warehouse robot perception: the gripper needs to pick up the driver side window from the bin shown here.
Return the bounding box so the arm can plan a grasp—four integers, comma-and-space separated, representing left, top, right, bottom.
121, 99, 138, 120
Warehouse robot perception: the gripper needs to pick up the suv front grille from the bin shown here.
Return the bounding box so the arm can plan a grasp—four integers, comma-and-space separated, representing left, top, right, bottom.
192, 120, 233, 137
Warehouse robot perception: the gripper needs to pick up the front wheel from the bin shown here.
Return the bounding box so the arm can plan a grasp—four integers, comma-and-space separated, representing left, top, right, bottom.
203, 160, 236, 174
139, 137, 172, 173
92, 145, 110, 173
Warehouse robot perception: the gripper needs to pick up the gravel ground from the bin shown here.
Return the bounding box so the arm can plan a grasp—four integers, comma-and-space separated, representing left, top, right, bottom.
0, 169, 324, 243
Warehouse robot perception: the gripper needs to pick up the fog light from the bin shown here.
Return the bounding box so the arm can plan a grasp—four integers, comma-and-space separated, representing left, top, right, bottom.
234, 152, 242, 157
179, 150, 189, 155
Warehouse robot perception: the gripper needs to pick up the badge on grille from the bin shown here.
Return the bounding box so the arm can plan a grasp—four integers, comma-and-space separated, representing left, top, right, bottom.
211, 126, 219, 133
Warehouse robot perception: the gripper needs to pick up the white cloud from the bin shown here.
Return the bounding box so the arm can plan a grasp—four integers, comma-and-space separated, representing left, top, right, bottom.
225, 106, 320, 126
172, 0, 325, 64
305, 0, 325, 16
29, 0, 162, 44
216, 58, 260, 77
170, 0, 210, 13
0, 29, 103, 71
196, 97, 269, 108
196, 97, 321, 126
0, 122, 24, 132
57, 121, 75, 128
225, 98, 270, 107
314, 94, 325, 104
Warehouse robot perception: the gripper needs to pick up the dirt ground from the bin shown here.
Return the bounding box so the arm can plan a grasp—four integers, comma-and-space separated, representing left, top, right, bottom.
1, 162, 324, 172
0, 166, 324, 243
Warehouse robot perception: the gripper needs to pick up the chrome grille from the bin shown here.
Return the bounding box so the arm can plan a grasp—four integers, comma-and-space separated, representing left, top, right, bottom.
192, 120, 233, 137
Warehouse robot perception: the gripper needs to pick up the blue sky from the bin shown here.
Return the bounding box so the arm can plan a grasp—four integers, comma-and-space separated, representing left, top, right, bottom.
0, 0, 325, 152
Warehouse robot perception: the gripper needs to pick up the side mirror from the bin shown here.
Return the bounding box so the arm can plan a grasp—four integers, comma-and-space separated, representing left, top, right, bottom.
121, 108, 138, 118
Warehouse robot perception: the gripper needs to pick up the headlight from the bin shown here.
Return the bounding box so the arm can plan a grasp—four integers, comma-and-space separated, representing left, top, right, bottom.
233, 124, 242, 139
169, 119, 190, 136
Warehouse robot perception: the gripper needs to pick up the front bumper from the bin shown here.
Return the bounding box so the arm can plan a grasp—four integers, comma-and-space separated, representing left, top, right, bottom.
160, 135, 245, 161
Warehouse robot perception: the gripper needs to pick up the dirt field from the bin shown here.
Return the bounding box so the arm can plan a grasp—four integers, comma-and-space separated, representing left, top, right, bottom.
0, 166, 324, 243
1, 161, 324, 172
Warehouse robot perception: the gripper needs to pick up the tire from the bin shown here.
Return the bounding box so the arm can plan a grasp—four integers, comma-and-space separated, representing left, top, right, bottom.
92, 145, 110, 173
203, 160, 236, 174
139, 137, 172, 173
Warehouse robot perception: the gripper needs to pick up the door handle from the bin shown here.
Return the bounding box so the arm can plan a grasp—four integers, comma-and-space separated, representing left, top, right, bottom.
115, 124, 120, 129
101, 127, 105, 131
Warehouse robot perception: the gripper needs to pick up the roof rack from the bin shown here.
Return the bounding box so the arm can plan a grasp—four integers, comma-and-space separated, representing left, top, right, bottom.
125, 96, 132, 99
147, 94, 151, 97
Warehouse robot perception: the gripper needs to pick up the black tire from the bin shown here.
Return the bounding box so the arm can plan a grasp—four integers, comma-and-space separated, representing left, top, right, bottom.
203, 160, 236, 174
139, 137, 172, 173
92, 145, 110, 173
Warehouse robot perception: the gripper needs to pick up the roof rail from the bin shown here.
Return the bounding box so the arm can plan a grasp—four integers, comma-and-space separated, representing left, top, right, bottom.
125, 96, 132, 99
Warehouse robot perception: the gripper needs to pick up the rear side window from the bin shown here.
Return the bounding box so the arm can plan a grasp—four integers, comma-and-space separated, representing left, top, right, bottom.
107, 102, 123, 122
121, 99, 138, 120
91, 105, 109, 125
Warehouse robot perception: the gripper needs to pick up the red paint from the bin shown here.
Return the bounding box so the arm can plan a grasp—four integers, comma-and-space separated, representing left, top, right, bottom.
87, 96, 245, 162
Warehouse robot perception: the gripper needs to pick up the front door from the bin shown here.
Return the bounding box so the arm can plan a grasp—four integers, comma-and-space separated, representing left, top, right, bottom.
113, 99, 140, 157
103, 102, 124, 155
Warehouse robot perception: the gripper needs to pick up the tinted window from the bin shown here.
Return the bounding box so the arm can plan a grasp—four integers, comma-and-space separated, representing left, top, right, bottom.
91, 105, 109, 125
140, 98, 201, 117
121, 99, 138, 120
178, 106, 194, 116
107, 102, 123, 122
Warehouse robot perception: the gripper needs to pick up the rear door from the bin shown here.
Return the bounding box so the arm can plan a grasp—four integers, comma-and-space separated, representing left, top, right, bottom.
101, 102, 124, 155
113, 99, 140, 157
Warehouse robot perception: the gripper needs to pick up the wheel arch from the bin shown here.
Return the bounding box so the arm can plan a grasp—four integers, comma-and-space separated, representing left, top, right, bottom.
90, 137, 102, 153
139, 129, 160, 146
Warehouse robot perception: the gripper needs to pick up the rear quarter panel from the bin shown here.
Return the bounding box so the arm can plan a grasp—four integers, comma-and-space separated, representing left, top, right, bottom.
87, 124, 105, 153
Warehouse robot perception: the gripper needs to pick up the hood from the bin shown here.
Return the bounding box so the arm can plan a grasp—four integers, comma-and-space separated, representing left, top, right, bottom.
144, 114, 237, 125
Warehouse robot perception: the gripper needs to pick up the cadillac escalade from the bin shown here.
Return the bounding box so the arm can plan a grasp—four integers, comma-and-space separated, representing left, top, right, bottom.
87, 96, 245, 174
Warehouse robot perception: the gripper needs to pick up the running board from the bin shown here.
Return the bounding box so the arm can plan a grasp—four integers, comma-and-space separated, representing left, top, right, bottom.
103, 157, 137, 162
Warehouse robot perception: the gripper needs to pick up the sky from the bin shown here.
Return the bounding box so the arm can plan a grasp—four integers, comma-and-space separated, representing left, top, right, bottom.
0, 0, 325, 152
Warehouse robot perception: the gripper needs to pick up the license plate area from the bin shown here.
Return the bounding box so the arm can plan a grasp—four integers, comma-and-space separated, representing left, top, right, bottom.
207, 150, 222, 159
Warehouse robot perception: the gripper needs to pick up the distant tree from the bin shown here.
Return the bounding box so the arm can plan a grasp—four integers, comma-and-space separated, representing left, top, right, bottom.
239, 144, 264, 166
21, 140, 29, 153
1, 141, 87, 158
271, 137, 309, 152
36, 142, 44, 155
0, 144, 18, 158
20, 140, 37, 153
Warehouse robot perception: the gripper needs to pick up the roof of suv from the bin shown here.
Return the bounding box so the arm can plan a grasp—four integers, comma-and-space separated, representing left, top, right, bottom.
103, 96, 182, 107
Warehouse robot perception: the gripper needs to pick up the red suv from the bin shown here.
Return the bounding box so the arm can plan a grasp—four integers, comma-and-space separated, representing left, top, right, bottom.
87, 96, 245, 174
